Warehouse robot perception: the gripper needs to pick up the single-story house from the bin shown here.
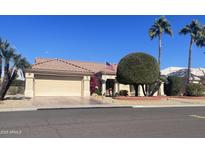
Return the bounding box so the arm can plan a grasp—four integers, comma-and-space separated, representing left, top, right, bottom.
25, 58, 164, 97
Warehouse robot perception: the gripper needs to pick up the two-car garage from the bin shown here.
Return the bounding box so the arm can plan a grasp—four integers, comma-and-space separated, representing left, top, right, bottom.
34, 75, 83, 96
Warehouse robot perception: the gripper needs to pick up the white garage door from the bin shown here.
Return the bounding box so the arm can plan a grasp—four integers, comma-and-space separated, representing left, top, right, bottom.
35, 75, 82, 96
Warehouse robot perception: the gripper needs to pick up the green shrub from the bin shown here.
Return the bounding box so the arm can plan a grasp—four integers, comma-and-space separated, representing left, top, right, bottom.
7, 86, 25, 95
186, 83, 205, 96
11, 80, 25, 87
119, 90, 128, 96
116, 52, 159, 96
7, 86, 18, 95
164, 76, 185, 96
95, 88, 102, 96
17, 86, 25, 94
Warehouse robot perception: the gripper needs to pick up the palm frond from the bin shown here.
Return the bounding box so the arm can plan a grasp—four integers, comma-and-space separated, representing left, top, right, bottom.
5, 48, 15, 61
196, 26, 205, 47
179, 26, 191, 35
164, 26, 173, 36
14, 55, 30, 70
149, 16, 173, 40
149, 25, 159, 40
179, 20, 202, 41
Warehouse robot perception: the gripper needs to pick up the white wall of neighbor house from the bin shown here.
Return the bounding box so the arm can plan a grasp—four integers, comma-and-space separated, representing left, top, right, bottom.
25, 73, 91, 97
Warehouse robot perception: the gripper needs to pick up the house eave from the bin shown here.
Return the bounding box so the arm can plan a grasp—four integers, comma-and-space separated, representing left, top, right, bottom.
100, 71, 116, 75
25, 69, 93, 77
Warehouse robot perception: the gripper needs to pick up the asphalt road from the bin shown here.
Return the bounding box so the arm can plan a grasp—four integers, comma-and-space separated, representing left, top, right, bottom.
0, 107, 205, 138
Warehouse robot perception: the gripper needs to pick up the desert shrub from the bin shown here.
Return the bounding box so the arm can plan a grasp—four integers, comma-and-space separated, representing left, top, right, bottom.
186, 83, 205, 96
119, 90, 128, 96
7, 86, 18, 95
17, 86, 25, 94
11, 80, 25, 87
164, 76, 185, 96
7, 86, 25, 95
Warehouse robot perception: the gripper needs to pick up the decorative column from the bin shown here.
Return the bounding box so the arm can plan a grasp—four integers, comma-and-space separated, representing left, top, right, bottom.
82, 76, 91, 96
114, 81, 119, 94
101, 79, 106, 96
25, 72, 34, 98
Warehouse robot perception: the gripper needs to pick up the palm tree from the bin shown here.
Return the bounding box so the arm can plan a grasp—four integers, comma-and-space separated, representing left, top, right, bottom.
0, 39, 10, 84
0, 47, 15, 100
0, 54, 30, 99
0, 42, 30, 100
179, 20, 202, 84
149, 16, 173, 71
196, 25, 205, 47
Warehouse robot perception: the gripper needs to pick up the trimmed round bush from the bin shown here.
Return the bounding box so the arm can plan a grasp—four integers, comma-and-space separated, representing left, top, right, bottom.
116, 52, 159, 84
164, 76, 185, 96
186, 83, 205, 96
116, 52, 159, 96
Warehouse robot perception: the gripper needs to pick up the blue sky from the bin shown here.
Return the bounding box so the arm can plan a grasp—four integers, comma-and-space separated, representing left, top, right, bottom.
0, 15, 205, 69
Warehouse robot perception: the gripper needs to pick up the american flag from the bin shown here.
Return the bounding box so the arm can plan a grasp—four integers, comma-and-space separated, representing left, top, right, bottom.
106, 62, 114, 70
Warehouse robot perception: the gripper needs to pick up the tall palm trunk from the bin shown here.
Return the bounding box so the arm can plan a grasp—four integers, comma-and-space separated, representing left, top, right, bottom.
187, 38, 193, 84
0, 74, 10, 100
158, 33, 162, 70
0, 61, 10, 100
157, 33, 162, 96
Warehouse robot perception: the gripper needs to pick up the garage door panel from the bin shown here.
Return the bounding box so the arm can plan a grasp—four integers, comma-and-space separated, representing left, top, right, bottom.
35, 75, 82, 96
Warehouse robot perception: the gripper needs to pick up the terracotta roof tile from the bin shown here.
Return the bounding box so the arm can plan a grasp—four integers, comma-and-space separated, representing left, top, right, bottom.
33, 58, 117, 75
32, 58, 92, 73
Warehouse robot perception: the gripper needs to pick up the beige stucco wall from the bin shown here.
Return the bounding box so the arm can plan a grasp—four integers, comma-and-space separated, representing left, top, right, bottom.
119, 84, 131, 95
82, 76, 90, 96
25, 73, 34, 98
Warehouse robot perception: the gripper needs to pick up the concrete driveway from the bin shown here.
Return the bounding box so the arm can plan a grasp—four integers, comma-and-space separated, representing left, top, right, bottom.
32, 96, 105, 107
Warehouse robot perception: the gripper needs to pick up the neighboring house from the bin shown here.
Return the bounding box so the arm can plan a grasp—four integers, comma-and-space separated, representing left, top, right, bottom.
161, 67, 205, 83
25, 58, 132, 97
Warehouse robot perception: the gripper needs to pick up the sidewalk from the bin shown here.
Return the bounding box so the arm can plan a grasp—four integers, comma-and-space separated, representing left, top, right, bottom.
94, 96, 205, 107
0, 96, 205, 112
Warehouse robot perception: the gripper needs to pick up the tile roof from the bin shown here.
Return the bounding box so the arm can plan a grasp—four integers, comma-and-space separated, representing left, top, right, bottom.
32, 58, 117, 75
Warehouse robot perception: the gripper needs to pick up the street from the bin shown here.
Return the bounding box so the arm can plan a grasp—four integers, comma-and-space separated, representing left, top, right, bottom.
0, 107, 205, 137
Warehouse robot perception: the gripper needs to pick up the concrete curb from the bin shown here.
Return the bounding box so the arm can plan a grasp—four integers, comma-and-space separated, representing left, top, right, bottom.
1, 104, 205, 112
132, 104, 205, 108
0, 107, 37, 112
37, 105, 133, 110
